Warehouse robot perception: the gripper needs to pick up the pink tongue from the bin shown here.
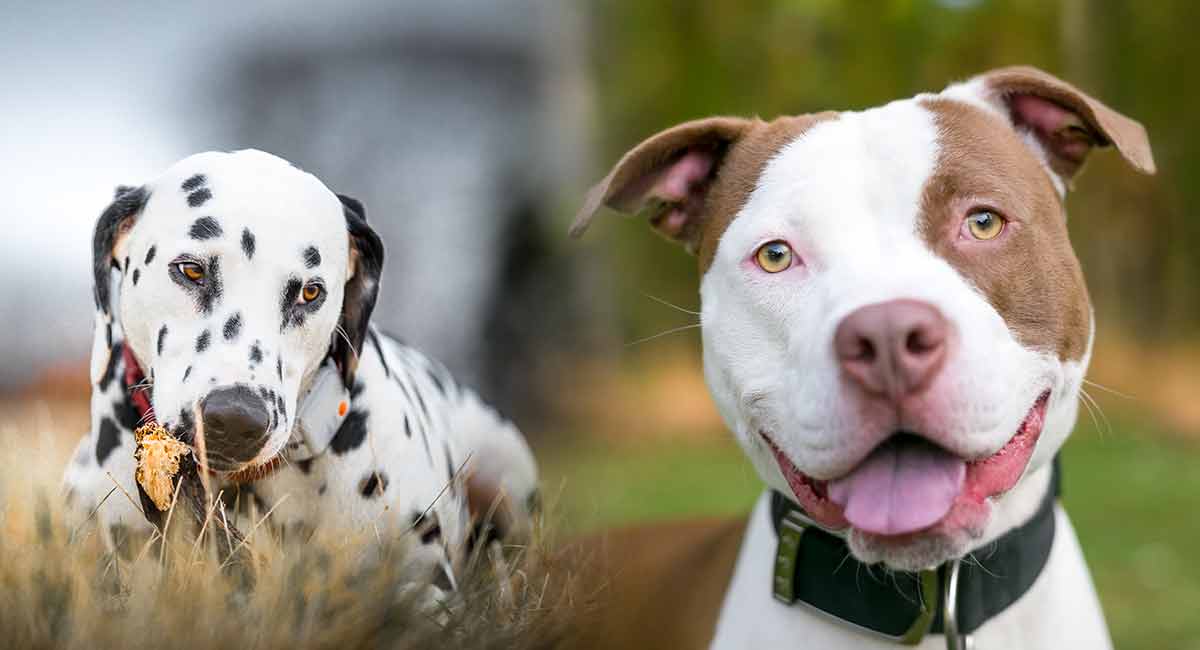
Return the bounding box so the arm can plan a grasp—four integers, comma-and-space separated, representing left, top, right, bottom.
827, 437, 966, 536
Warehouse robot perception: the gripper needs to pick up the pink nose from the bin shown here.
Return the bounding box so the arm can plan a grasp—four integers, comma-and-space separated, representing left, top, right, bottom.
834, 300, 949, 400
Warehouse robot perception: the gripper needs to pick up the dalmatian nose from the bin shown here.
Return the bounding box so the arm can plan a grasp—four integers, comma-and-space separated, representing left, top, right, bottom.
834, 299, 950, 401
199, 385, 271, 467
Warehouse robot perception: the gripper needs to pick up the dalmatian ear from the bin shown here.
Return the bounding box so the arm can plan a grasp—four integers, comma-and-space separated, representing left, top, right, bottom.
89, 185, 148, 383
93, 185, 149, 316
331, 194, 384, 388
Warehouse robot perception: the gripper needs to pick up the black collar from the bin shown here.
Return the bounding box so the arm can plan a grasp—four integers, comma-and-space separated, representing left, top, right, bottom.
769, 457, 1060, 644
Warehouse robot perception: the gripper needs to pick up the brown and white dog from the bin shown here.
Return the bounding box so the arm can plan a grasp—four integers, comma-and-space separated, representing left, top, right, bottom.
569, 67, 1154, 649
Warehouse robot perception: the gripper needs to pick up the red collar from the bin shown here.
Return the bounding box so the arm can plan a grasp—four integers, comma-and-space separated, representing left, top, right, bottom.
121, 343, 153, 422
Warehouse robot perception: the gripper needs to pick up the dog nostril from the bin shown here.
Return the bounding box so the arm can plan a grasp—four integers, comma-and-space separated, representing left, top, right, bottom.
855, 337, 877, 363
906, 329, 936, 355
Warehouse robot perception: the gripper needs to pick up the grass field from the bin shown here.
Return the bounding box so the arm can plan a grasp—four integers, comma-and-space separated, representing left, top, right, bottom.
542, 412, 1200, 650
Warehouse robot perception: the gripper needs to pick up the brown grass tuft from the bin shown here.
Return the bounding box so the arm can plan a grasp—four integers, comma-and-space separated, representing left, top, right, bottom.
0, 420, 583, 650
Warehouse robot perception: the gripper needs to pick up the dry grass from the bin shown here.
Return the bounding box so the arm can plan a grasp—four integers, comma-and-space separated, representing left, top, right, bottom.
0, 407, 584, 650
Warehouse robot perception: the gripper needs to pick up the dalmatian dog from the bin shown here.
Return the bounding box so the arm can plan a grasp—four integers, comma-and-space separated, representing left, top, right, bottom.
62, 149, 539, 588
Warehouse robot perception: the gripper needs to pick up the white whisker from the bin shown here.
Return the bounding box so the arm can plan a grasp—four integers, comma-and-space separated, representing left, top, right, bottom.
642, 292, 701, 316
1083, 378, 1135, 400
625, 323, 701, 347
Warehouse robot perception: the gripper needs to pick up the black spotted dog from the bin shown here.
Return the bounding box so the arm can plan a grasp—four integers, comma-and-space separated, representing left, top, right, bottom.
62, 150, 538, 590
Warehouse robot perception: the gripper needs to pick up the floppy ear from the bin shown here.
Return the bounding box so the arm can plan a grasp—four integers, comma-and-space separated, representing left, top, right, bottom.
89, 185, 148, 384
961, 66, 1155, 189
570, 116, 756, 253
331, 194, 384, 388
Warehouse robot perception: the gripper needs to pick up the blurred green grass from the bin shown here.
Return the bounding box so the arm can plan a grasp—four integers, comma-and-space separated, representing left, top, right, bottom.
542, 413, 1200, 649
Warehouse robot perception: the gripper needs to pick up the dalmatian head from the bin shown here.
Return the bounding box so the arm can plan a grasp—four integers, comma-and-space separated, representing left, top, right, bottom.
90, 150, 382, 479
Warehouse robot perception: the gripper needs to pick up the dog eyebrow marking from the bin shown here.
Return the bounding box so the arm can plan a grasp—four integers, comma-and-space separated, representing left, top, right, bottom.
189, 216, 224, 240
132, 268, 141, 286
144, 246, 156, 265
95, 416, 121, 465
157, 325, 168, 356
223, 312, 242, 341
249, 341, 263, 365
358, 471, 388, 498
196, 329, 211, 352
302, 246, 321, 268
241, 228, 255, 259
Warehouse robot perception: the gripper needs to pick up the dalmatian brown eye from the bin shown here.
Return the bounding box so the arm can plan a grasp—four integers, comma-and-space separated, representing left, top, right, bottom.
754, 240, 794, 273
177, 262, 205, 284
965, 209, 1005, 241
301, 283, 323, 303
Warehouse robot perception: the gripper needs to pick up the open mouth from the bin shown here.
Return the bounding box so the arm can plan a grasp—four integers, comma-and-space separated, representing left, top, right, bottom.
762, 390, 1050, 539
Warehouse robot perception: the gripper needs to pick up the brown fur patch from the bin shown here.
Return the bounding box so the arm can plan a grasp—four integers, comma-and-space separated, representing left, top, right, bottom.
697, 112, 838, 273
566, 517, 747, 649
919, 98, 1091, 361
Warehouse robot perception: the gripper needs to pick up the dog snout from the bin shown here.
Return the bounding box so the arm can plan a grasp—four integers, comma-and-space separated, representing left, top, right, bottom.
199, 385, 271, 467
834, 299, 949, 400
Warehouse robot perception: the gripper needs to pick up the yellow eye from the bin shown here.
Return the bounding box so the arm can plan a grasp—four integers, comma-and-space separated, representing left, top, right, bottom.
301, 283, 323, 303
966, 210, 1005, 240
177, 262, 205, 283
754, 241, 794, 273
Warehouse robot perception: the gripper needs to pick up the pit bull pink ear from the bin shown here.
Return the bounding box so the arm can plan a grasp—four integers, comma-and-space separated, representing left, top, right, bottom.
569, 116, 755, 253
970, 66, 1155, 185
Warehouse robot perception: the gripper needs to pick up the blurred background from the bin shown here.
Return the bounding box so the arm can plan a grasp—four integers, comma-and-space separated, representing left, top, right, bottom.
1, 1, 1196, 647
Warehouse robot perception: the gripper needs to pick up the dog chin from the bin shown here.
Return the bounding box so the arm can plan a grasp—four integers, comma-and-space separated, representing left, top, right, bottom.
845, 504, 989, 571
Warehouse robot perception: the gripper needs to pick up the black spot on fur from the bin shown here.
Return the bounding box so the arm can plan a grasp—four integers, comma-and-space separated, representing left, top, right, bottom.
144, 245, 157, 265
196, 257, 223, 314
403, 416, 412, 438
411, 512, 442, 545
358, 471, 388, 498
241, 228, 255, 259
131, 268, 140, 285
279, 277, 302, 329
368, 330, 390, 378
95, 417, 121, 464
196, 329, 211, 352
181, 174, 206, 192
187, 187, 212, 208
296, 458, 313, 474
123, 256, 130, 272
249, 342, 263, 365
183, 366, 192, 382
175, 408, 195, 441
188, 216, 223, 240
113, 395, 140, 431
223, 313, 242, 341
302, 246, 321, 268
96, 352, 124, 410
276, 393, 286, 421
329, 410, 368, 455
105, 322, 113, 349
276, 356, 283, 381
317, 484, 327, 496
157, 325, 168, 356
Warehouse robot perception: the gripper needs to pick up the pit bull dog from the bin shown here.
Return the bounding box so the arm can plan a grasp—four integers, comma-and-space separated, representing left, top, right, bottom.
570, 67, 1154, 649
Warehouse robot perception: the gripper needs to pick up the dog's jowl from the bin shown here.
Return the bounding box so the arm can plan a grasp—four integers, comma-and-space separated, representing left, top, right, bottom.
62, 150, 538, 596
571, 67, 1154, 649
